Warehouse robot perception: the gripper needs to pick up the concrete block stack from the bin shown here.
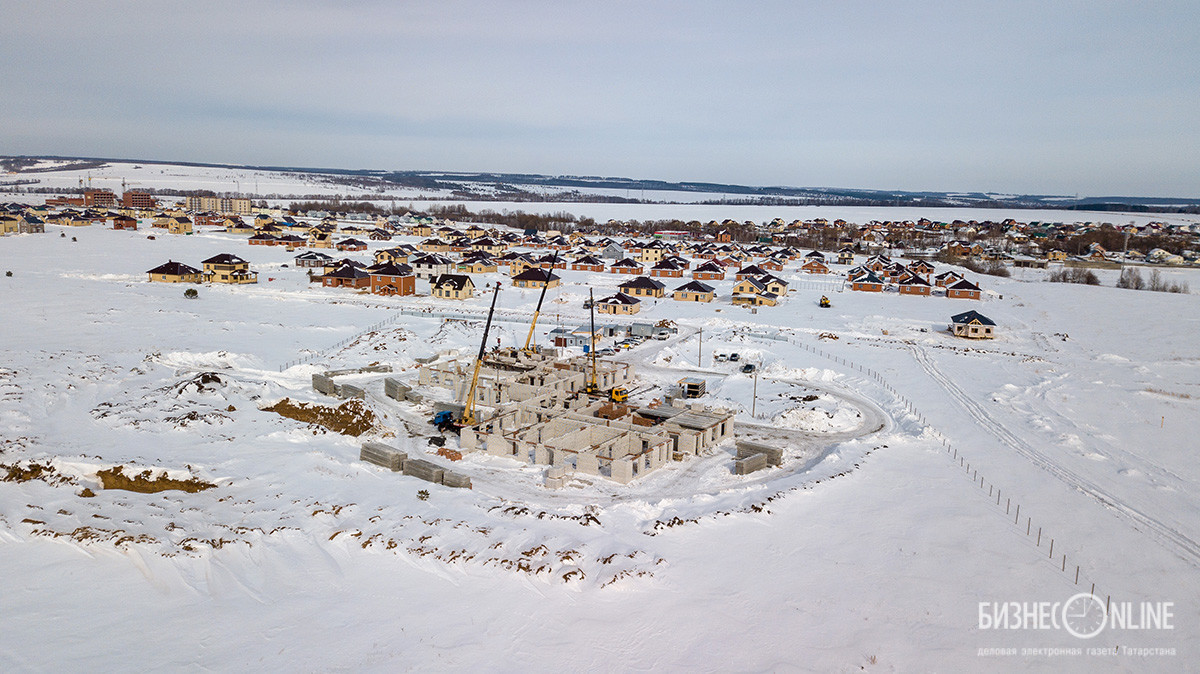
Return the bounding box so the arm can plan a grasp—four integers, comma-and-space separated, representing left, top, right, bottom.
734, 451, 768, 475
360, 442, 407, 471
545, 465, 567, 489
312, 373, 337, 396
338, 384, 366, 400
383, 377, 409, 401
736, 442, 782, 467
441, 471, 473, 489
403, 458, 445, 484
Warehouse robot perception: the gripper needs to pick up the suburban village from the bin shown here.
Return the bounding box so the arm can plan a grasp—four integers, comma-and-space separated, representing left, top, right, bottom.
4, 183, 1198, 490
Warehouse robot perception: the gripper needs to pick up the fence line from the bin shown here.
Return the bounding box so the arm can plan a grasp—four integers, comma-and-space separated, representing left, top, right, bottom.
745, 328, 1106, 604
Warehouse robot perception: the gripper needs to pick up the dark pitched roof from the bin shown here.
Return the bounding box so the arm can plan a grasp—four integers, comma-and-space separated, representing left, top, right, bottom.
949, 279, 981, 291
951, 310, 995, 326
598, 292, 640, 305
202, 253, 247, 265
147, 261, 200, 275
512, 268, 561, 283
410, 253, 453, 265
431, 274, 474, 290
324, 264, 371, 279
610, 257, 643, 268
295, 251, 333, 261
735, 264, 766, 276
673, 280, 715, 294
367, 262, 413, 276
618, 276, 666, 291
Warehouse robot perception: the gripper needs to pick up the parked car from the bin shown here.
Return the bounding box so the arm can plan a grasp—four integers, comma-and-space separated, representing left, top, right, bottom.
741, 363, 756, 374
714, 353, 728, 362
729, 353, 740, 362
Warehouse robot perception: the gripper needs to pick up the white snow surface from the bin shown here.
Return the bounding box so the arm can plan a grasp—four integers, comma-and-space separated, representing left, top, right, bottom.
0, 215, 1197, 671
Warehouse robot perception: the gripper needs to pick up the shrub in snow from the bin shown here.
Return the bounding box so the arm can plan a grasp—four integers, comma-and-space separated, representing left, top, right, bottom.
184, 288, 199, 299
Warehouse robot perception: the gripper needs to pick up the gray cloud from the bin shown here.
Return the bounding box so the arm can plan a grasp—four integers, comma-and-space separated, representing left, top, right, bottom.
2, 0, 1197, 196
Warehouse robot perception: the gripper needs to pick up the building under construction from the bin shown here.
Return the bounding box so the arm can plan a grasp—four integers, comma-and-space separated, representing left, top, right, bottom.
417, 350, 734, 484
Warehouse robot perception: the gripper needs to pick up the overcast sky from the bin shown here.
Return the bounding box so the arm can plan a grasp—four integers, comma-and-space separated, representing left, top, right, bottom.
2, 1, 1198, 197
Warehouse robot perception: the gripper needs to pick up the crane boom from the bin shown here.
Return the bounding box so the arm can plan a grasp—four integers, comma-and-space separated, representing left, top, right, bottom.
521, 251, 558, 353
460, 282, 501, 426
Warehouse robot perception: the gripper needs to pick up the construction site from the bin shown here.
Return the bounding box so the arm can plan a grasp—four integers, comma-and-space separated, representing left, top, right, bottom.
409, 284, 736, 485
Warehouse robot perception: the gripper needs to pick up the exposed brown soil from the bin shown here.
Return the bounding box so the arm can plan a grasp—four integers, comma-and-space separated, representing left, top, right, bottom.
265, 398, 378, 436
436, 447, 463, 461
96, 466, 216, 494
4, 462, 54, 482
2, 462, 73, 486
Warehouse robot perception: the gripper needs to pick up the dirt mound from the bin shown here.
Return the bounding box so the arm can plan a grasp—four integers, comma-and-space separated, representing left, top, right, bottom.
3, 462, 65, 484
265, 398, 378, 436
96, 466, 216, 494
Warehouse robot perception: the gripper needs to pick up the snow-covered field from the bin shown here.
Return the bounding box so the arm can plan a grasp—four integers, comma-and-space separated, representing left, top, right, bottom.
1, 217, 1197, 671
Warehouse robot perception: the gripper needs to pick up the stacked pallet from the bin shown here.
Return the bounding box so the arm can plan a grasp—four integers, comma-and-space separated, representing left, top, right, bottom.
360, 442, 407, 471
403, 458, 445, 484
441, 471, 473, 489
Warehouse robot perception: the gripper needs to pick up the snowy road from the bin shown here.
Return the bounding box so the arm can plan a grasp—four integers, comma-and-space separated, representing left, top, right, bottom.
906, 342, 1200, 568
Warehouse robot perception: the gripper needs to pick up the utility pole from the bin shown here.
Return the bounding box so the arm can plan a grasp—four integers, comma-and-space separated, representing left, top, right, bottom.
1121, 223, 1132, 275
752, 370, 758, 418
697, 327, 702, 367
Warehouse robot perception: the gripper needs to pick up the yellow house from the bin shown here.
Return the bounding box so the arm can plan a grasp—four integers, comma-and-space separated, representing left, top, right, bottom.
618, 276, 666, 298
202, 253, 258, 284
458, 259, 498, 274
431, 274, 475, 299
671, 280, 715, 303
731, 278, 767, 296
1046, 250, 1067, 262
596, 293, 640, 314
146, 260, 202, 283
636, 241, 667, 264
511, 268, 561, 289
167, 216, 193, 235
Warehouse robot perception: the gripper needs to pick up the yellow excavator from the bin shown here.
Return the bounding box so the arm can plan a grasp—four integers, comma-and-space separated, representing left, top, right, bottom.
819, 295, 831, 308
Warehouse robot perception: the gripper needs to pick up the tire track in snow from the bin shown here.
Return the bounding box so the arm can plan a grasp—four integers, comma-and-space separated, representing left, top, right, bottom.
907, 344, 1200, 567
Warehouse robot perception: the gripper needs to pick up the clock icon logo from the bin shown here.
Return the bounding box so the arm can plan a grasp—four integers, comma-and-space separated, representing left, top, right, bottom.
1062, 593, 1107, 639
